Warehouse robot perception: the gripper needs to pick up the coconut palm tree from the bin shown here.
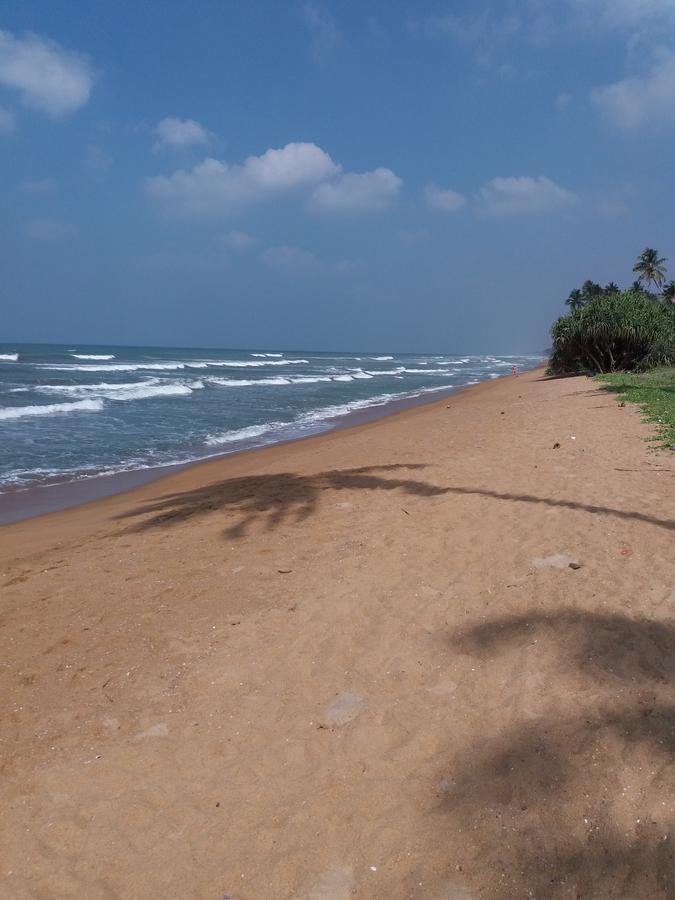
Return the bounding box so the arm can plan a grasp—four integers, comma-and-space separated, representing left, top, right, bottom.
632, 247, 667, 292
604, 282, 620, 295
580, 280, 603, 304
565, 288, 584, 310
663, 280, 675, 305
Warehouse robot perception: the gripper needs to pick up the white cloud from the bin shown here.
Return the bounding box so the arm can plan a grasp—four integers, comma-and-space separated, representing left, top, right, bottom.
24, 218, 76, 240
154, 117, 211, 151
302, 4, 341, 63
419, 2, 675, 68
418, 8, 536, 71
0, 105, 15, 132
0, 29, 94, 117
145, 142, 340, 217
221, 230, 256, 250
478, 175, 579, 216
566, 0, 675, 29
591, 49, 675, 130
425, 184, 466, 212
262, 245, 317, 269
310, 167, 402, 213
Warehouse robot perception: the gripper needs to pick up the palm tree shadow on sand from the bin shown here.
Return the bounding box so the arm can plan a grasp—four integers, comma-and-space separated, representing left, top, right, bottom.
114, 464, 448, 538
442, 609, 675, 897
115, 467, 674, 539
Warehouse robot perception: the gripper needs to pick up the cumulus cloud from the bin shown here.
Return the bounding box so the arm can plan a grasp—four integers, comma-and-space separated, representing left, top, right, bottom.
24, 218, 77, 240
591, 49, 675, 130
0, 105, 14, 132
425, 184, 466, 212
0, 29, 94, 117
262, 245, 317, 269
145, 142, 340, 217
154, 117, 211, 151
310, 167, 402, 213
478, 175, 579, 216
221, 230, 256, 250
302, 3, 341, 63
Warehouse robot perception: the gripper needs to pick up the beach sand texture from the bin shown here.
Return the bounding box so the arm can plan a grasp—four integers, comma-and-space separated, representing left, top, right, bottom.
1, 368, 674, 899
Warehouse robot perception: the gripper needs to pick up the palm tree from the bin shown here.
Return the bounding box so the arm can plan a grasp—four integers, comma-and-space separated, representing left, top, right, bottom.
580, 280, 602, 305
565, 288, 584, 310
632, 247, 667, 292
630, 280, 645, 293
663, 280, 675, 305
604, 282, 620, 295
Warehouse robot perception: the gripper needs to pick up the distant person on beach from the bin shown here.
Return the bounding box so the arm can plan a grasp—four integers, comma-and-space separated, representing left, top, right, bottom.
512, 365, 519, 376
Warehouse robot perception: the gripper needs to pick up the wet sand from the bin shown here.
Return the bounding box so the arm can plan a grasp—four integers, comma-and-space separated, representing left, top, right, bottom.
1, 368, 674, 899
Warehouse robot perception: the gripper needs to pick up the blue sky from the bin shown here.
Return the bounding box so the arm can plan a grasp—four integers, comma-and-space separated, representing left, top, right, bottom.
1, 0, 674, 353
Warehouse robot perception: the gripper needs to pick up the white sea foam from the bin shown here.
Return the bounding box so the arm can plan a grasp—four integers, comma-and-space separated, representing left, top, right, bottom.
200, 359, 309, 368
106, 382, 201, 400
206, 383, 459, 448
0, 399, 104, 420
208, 376, 291, 387
251, 352, 283, 357
205, 422, 285, 445
364, 367, 405, 376
401, 368, 453, 374
70, 354, 116, 360
209, 374, 334, 387
0, 353, 18, 361
38, 380, 158, 395
38, 380, 202, 401
289, 375, 333, 384
369, 355, 393, 360
40, 362, 187, 372
331, 374, 353, 382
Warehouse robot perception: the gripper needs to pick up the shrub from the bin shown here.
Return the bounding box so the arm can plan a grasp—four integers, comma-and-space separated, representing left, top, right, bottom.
548, 291, 675, 375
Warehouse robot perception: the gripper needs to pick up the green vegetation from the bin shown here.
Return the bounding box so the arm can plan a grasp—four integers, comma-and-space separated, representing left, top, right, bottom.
632, 247, 668, 293
597, 368, 675, 448
550, 247, 675, 376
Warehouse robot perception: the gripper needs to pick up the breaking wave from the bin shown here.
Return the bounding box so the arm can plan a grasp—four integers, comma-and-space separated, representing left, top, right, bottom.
0, 399, 104, 420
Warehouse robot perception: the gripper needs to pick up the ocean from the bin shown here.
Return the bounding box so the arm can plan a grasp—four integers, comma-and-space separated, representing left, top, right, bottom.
0, 344, 544, 491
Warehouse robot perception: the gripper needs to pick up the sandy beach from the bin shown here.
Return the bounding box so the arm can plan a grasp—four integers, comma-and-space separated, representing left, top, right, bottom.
1, 367, 673, 899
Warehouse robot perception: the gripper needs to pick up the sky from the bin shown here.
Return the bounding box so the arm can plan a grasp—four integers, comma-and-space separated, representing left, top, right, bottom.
1, 0, 674, 354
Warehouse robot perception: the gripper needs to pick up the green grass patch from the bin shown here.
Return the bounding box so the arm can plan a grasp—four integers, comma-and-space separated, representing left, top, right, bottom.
597, 367, 675, 448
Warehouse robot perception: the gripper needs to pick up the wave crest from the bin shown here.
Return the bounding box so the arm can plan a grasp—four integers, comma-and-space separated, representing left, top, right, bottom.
0, 399, 104, 420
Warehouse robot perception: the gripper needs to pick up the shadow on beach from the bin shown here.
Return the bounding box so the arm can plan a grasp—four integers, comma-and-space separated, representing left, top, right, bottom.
443, 608, 675, 897
115, 466, 675, 538
114, 464, 447, 538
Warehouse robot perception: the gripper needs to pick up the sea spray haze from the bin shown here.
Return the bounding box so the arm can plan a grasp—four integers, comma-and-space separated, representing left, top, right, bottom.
0, 344, 544, 489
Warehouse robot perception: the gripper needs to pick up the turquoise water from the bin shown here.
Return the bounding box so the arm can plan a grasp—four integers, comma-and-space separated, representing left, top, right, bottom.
0, 343, 543, 489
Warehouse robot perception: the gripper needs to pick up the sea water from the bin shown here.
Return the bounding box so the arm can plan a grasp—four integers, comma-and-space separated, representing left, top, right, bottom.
0, 344, 544, 490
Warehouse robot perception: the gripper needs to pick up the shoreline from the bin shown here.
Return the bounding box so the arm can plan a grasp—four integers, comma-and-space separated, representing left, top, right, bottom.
0, 374, 504, 526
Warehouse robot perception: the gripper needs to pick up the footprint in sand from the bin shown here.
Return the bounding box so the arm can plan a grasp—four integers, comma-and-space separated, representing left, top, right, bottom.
325, 692, 367, 726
